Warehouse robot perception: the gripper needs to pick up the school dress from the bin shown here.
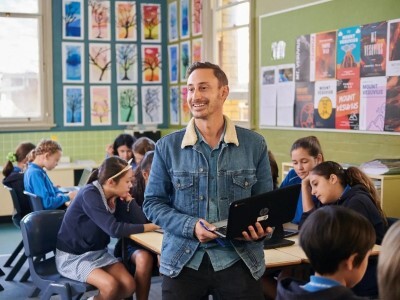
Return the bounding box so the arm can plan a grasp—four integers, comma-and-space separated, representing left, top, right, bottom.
276, 277, 368, 300
299, 184, 387, 297
55, 181, 145, 282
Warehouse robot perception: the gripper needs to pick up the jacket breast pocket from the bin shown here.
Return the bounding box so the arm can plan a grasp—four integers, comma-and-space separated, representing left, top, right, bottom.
171, 172, 196, 214
231, 171, 257, 200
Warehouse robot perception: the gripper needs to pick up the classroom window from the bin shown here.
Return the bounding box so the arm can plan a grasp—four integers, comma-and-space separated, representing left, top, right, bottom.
211, 0, 250, 125
0, 0, 54, 130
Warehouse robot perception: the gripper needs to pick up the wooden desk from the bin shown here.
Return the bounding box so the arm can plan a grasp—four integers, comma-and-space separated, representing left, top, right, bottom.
130, 232, 303, 269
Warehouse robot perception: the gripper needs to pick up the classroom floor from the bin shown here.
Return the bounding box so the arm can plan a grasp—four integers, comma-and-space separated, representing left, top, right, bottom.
0, 222, 162, 299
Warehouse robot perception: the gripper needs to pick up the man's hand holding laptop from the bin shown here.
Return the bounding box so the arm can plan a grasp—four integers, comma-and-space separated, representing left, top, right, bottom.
194, 218, 273, 242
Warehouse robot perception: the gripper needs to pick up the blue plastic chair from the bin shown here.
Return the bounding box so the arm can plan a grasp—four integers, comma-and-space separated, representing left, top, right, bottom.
20, 210, 95, 300
23, 190, 44, 212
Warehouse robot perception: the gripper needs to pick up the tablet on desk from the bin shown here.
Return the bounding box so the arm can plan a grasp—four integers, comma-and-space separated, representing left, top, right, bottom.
210, 184, 302, 240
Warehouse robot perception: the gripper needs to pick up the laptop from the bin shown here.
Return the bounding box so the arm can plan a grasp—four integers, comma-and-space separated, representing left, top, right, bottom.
210, 184, 302, 239
59, 168, 92, 193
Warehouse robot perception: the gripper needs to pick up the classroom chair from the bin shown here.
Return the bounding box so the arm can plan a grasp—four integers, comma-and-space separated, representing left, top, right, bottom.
23, 191, 44, 211
3, 185, 30, 282
20, 210, 95, 300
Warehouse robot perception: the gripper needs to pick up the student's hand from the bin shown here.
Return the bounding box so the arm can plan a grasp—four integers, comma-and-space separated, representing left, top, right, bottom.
143, 223, 160, 232
194, 219, 220, 243
68, 190, 78, 200
65, 200, 71, 207
302, 175, 311, 192
105, 144, 114, 157
241, 222, 273, 241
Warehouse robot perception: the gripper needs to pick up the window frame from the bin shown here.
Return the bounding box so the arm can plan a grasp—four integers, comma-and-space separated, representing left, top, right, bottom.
0, 1, 54, 131
203, 0, 252, 128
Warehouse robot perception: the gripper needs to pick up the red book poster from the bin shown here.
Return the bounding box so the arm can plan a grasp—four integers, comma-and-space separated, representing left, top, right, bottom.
315, 31, 336, 81
336, 77, 360, 130
295, 35, 311, 82
336, 26, 361, 80
361, 21, 387, 77
314, 80, 336, 128
384, 76, 400, 132
294, 82, 315, 128
387, 18, 400, 76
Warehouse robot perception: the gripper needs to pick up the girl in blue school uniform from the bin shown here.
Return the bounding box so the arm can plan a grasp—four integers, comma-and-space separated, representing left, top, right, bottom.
24, 139, 76, 209
280, 136, 324, 224
300, 161, 388, 298
2, 142, 36, 219
56, 156, 159, 300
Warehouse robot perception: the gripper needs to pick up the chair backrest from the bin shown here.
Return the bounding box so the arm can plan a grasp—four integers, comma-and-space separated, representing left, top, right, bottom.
3, 185, 23, 227
23, 190, 44, 211
20, 210, 65, 258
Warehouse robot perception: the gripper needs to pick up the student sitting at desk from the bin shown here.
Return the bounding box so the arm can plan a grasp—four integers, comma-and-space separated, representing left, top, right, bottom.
2, 142, 36, 218
105, 133, 136, 165
277, 206, 376, 300
114, 151, 158, 300
132, 137, 155, 169
300, 161, 387, 297
280, 136, 324, 224
24, 139, 76, 209
56, 156, 159, 300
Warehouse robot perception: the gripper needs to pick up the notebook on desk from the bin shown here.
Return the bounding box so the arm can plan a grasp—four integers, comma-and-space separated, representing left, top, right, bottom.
210, 184, 302, 239
59, 168, 92, 193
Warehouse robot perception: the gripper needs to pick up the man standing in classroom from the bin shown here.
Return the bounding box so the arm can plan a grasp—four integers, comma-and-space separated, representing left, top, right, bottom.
143, 61, 273, 299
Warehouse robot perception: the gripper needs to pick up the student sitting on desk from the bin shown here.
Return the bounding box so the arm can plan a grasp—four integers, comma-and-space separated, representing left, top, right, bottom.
114, 151, 158, 300
280, 136, 324, 224
24, 139, 76, 209
378, 220, 400, 300
300, 161, 387, 297
277, 206, 376, 300
2, 142, 36, 218
55, 156, 159, 300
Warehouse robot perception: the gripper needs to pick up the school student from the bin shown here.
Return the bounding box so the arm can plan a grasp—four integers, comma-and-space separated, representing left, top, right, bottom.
105, 133, 136, 163
268, 150, 279, 190
24, 139, 76, 209
55, 156, 159, 300
378, 220, 400, 300
277, 206, 375, 300
132, 137, 156, 167
280, 136, 323, 224
114, 151, 157, 300
301, 161, 387, 297
2, 142, 36, 218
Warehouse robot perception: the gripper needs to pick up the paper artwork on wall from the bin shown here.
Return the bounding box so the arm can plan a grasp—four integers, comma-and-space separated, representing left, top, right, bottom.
115, 1, 137, 41
141, 85, 163, 125
116, 43, 137, 83
90, 85, 111, 125
118, 85, 138, 125
88, 0, 111, 40
89, 43, 112, 83
62, 42, 85, 83
62, 0, 84, 40
64, 85, 84, 126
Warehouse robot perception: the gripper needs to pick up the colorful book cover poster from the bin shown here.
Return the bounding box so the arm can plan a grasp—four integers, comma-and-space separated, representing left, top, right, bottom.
336, 78, 360, 130
295, 35, 311, 82
314, 80, 336, 128
336, 26, 361, 80
384, 76, 400, 132
359, 76, 387, 131
294, 82, 315, 128
361, 21, 387, 77
387, 18, 400, 76
315, 31, 336, 81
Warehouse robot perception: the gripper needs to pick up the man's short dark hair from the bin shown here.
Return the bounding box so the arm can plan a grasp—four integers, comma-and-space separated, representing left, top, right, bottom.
300, 206, 375, 275
186, 61, 228, 87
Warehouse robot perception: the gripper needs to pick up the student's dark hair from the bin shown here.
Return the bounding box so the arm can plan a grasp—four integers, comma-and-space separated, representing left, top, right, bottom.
132, 137, 155, 156
131, 151, 154, 206
300, 206, 375, 275
112, 134, 136, 156
87, 156, 130, 185
268, 150, 279, 190
290, 135, 324, 161
2, 142, 36, 177
28, 139, 62, 162
310, 161, 387, 225
186, 61, 228, 87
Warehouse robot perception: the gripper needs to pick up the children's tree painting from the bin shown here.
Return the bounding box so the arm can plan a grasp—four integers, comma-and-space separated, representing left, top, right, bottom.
141, 3, 161, 42
142, 45, 162, 83
115, 1, 136, 41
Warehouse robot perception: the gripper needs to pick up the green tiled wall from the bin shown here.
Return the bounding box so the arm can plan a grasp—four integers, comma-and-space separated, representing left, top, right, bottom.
0, 130, 124, 165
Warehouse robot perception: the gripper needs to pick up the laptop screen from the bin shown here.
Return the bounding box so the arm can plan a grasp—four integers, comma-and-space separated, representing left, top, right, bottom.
78, 168, 92, 187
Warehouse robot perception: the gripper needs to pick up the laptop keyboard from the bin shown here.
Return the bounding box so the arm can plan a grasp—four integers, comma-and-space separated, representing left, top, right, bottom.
216, 225, 228, 236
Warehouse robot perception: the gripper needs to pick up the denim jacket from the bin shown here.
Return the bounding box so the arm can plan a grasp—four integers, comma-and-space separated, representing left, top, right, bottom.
143, 116, 272, 279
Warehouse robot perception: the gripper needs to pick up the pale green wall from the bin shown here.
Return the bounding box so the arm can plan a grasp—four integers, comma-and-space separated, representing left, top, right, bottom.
253, 0, 400, 179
